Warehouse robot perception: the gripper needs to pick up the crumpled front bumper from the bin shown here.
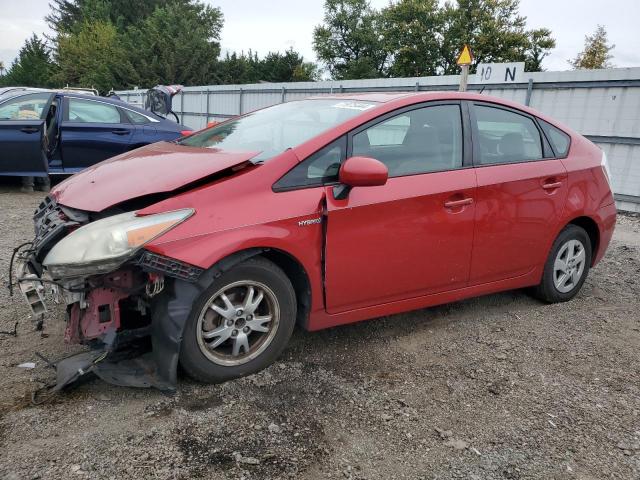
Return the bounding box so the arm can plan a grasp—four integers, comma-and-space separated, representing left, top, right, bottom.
11, 196, 207, 394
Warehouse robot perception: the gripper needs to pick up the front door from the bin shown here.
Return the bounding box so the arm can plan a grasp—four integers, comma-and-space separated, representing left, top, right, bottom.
60, 96, 134, 170
0, 92, 54, 176
325, 102, 477, 314
468, 102, 568, 285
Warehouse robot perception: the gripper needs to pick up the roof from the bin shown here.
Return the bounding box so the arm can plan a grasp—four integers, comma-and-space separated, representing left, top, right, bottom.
307, 92, 417, 103
0, 87, 162, 120
310, 91, 555, 120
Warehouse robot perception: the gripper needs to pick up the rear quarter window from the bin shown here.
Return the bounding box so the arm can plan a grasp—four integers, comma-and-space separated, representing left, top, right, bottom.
125, 109, 151, 124
539, 119, 571, 157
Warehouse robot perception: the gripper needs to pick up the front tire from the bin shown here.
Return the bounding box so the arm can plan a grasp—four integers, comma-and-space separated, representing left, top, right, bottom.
533, 224, 592, 303
180, 257, 296, 383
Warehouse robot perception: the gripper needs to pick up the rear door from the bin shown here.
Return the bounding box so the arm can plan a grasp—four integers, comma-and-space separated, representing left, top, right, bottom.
468, 102, 568, 285
60, 96, 135, 170
0, 92, 54, 175
324, 102, 477, 313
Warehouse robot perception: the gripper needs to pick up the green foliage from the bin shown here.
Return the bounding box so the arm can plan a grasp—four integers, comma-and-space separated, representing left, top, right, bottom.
525, 28, 555, 72
39, 0, 312, 90
570, 25, 615, 70
313, 0, 388, 80
1, 35, 56, 87
314, 0, 556, 79
215, 49, 319, 84
124, 2, 223, 86
55, 21, 137, 92
381, 0, 443, 77
216, 51, 262, 85
260, 49, 320, 82
46, 0, 185, 34
439, 0, 527, 74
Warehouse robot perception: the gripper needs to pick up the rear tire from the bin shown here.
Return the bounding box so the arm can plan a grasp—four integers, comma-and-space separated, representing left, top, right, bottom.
533, 224, 592, 303
180, 257, 296, 383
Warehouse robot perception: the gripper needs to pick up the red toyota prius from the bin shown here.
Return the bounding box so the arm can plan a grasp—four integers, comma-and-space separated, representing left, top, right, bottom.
16, 92, 616, 391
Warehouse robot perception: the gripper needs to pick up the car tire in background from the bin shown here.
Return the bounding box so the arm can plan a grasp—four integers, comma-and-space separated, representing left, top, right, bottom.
533, 224, 592, 303
180, 257, 297, 383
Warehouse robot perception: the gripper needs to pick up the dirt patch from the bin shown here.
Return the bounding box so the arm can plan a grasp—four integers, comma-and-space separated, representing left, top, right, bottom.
0, 183, 638, 479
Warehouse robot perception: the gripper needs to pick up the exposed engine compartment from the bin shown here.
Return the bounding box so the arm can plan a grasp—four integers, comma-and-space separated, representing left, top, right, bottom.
15, 196, 207, 393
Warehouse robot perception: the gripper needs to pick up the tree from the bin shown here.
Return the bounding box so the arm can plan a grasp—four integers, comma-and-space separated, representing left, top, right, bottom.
292, 62, 321, 82
259, 49, 320, 82
570, 25, 614, 70
124, 2, 223, 86
1, 35, 56, 87
438, 0, 554, 74
216, 51, 262, 84
315, 0, 556, 79
313, 0, 389, 79
380, 0, 444, 77
525, 28, 555, 72
215, 49, 319, 84
46, 0, 186, 34
55, 21, 137, 91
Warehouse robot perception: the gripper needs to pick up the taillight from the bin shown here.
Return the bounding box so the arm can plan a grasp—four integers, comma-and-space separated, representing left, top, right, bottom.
181, 130, 193, 136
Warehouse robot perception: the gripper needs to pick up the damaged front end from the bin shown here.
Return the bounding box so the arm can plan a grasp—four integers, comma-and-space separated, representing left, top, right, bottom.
13, 196, 206, 393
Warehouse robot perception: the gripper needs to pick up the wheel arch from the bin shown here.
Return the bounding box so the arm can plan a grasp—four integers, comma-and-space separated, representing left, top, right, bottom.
209, 247, 312, 330
567, 215, 600, 265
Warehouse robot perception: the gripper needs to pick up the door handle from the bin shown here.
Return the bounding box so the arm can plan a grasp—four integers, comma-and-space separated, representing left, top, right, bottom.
20, 126, 39, 134
542, 181, 562, 190
111, 129, 130, 135
444, 198, 474, 208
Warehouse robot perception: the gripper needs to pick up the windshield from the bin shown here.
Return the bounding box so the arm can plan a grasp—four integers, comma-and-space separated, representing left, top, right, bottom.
178, 99, 378, 162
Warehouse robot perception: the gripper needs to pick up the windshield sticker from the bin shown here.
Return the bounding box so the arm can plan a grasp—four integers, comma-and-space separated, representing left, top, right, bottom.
331, 101, 376, 111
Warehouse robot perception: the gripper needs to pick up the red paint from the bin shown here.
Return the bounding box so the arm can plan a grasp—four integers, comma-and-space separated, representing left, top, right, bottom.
65, 270, 134, 343
54, 92, 616, 332
339, 156, 388, 187
324, 169, 476, 313
52, 142, 258, 212
470, 159, 568, 284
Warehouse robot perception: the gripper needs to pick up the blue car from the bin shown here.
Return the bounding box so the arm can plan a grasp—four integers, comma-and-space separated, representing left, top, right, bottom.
0, 89, 191, 177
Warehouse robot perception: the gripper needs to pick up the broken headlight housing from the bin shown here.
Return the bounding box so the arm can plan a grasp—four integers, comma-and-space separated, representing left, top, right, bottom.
43, 209, 194, 279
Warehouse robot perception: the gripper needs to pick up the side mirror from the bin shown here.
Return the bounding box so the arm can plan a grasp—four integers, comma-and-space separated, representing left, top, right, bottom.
334, 156, 388, 200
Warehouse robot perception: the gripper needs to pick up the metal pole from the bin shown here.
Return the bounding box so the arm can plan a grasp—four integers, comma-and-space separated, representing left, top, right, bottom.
205, 90, 210, 124
238, 87, 243, 115
281, 86, 286, 103
525, 78, 534, 106
459, 65, 469, 92
180, 91, 184, 124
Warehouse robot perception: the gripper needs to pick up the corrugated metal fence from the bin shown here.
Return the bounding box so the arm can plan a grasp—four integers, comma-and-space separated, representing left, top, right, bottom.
116, 67, 640, 212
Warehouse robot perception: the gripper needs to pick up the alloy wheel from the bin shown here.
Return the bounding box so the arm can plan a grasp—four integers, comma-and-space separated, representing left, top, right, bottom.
196, 280, 280, 366
553, 239, 586, 294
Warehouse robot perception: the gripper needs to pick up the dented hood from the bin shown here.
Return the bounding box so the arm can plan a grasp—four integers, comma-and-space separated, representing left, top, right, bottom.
52, 142, 259, 212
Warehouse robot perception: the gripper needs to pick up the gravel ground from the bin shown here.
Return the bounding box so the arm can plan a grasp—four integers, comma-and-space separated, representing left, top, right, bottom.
0, 184, 639, 480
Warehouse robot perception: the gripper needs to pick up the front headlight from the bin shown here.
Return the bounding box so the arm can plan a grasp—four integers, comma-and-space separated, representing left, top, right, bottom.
43, 209, 193, 278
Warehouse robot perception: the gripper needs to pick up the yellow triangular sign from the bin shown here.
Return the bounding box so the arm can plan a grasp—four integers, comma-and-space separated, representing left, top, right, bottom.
456, 44, 473, 66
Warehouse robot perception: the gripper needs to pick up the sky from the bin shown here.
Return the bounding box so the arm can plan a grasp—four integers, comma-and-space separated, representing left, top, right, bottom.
1, 0, 639, 74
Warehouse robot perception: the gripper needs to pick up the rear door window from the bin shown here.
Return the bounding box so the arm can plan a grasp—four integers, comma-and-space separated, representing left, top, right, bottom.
67, 98, 122, 123
473, 105, 543, 165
